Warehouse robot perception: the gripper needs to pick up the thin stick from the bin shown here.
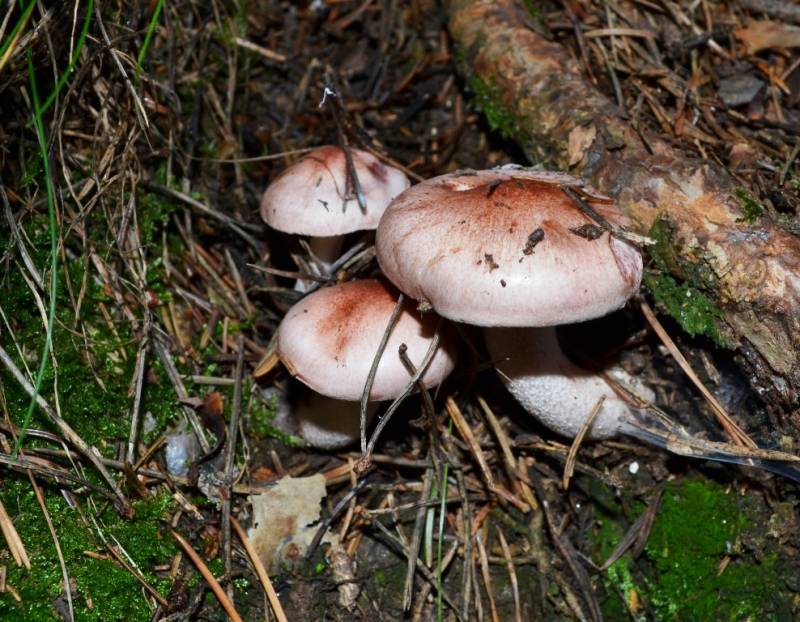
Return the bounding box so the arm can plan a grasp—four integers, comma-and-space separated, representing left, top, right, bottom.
153, 334, 211, 453
562, 186, 654, 246
230, 517, 289, 622
0, 499, 30, 569
222, 337, 245, 600
445, 396, 493, 486
0, 344, 131, 514
29, 474, 73, 622
171, 530, 244, 622
475, 531, 500, 622
403, 468, 434, 611
639, 300, 756, 448
497, 529, 522, 622
126, 316, 150, 464
359, 294, 405, 454
357, 322, 442, 472
563, 396, 604, 490
371, 519, 464, 621
141, 181, 261, 248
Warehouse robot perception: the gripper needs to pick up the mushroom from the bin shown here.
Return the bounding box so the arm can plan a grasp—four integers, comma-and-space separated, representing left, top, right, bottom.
376, 167, 650, 439
277, 279, 456, 448
261, 146, 410, 287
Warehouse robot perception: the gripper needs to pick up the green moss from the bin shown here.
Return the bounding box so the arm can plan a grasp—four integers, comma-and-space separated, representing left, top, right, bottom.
520, 0, 541, 18
0, 480, 176, 621
467, 73, 518, 139
643, 272, 725, 345
453, 48, 518, 140
0, 193, 182, 448
592, 477, 791, 622
644, 218, 726, 346
645, 479, 784, 621
591, 484, 648, 620
733, 188, 765, 224
245, 389, 303, 447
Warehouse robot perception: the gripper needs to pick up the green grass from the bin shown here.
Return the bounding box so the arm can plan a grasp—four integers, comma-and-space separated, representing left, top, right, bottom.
38, 0, 95, 117
14, 35, 60, 455
0, 0, 36, 65
136, 0, 165, 77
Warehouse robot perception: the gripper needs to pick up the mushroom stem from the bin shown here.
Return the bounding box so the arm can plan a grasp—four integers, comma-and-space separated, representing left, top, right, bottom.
308, 235, 344, 275
294, 392, 379, 450
486, 326, 654, 440
294, 235, 344, 292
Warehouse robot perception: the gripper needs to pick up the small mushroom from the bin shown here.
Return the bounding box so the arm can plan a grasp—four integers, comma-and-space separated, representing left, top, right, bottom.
376, 167, 648, 439
261, 146, 409, 287
277, 279, 456, 448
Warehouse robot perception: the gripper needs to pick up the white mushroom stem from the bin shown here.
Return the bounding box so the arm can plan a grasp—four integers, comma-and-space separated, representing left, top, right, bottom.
295, 235, 344, 293
485, 326, 655, 440
294, 392, 379, 450
308, 235, 344, 275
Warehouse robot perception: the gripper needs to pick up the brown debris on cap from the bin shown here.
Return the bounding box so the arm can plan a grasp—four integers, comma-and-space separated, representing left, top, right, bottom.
376, 168, 643, 327
277, 279, 456, 401
260, 146, 410, 237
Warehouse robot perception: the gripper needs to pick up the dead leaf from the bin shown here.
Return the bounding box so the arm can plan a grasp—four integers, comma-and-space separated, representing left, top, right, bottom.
735, 20, 800, 54
248, 474, 335, 572
567, 124, 597, 166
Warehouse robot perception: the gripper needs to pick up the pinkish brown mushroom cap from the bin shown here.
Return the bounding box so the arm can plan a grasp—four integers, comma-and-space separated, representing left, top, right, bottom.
260, 146, 410, 237
376, 168, 642, 327
277, 279, 456, 401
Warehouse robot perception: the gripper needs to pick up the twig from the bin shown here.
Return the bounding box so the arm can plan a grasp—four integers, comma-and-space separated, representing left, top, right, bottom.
152, 333, 211, 453
1, 184, 43, 289
357, 321, 443, 473
561, 186, 654, 246
126, 315, 150, 464
171, 529, 244, 622
563, 396, 604, 490
0, 499, 30, 569
230, 517, 288, 622
141, 181, 262, 248
233, 36, 287, 62
222, 337, 245, 600
403, 468, 434, 611
475, 531, 500, 622
359, 294, 405, 455
93, 3, 150, 130
29, 473, 74, 622
497, 529, 522, 622
639, 300, 756, 448
371, 519, 464, 622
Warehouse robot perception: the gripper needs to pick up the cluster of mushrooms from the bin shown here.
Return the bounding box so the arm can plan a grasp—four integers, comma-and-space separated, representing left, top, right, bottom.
261, 146, 654, 450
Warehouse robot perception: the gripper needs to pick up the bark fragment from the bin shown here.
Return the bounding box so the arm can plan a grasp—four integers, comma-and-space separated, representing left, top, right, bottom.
449, 0, 800, 412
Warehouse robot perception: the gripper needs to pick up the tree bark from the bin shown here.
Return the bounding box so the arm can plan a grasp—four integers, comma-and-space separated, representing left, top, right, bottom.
448, 0, 800, 413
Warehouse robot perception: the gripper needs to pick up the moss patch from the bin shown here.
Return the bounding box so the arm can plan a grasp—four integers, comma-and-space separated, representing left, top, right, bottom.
645, 479, 785, 621
0, 480, 176, 621
593, 477, 792, 622
644, 218, 726, 346
454, 47, 519, 141
733, 188, 765, 224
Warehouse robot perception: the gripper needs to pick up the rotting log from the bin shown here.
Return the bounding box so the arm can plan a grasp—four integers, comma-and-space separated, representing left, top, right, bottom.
448, 0, 800, 415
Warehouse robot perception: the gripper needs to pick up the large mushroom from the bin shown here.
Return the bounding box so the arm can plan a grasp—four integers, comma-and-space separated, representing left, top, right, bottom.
376, 167, 651, 440
277, 279, 456, 448
261, 146, 409, 286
